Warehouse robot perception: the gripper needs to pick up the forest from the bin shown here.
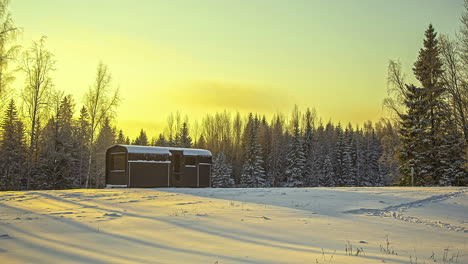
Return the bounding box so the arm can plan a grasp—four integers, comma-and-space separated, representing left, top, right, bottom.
0, 0, 467, 190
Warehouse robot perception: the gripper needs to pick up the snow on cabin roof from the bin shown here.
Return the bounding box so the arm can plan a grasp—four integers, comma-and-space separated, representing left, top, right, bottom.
117, 145, 212, 157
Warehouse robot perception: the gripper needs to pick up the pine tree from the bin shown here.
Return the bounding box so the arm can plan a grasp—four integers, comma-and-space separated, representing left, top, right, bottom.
133, 129, 149, 146
410, 24, 446, 184
302, 108, 315, 186
116, 129, 126, 144
155, 133, 167, 146
434, 103, 467, 185
399, 84, 433, 185
0, 100, 26, 190
310, 122, 325, 187
240, 114, 266, 187
333, 124, 345, 186
75, 106, 90, 187
212, 152, 234, 187
177, 122, 192, 148
37, 95, 77, 189
320, 154, 335, 187
342, 126, 357, 186
285, 107, 305, 187
267, 114, 286, 187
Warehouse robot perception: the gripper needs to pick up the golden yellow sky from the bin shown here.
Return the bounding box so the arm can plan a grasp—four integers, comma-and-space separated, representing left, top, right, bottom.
10, 0, 463, 137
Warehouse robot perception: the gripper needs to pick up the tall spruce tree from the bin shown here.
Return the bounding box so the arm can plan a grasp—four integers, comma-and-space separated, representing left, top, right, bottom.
75, 106, 90, 187
38, 95, 76, 189
302, 108, 315, 186
177, 122, 192, 148
285, 107, 305, 186
240, 114, 266, 187
399, 84, 433, 185
320, 154, 335, 187
133, 129, 149, 146
411, 24, 445, 183
0, 100, 26, 190
116, 129, 126, 144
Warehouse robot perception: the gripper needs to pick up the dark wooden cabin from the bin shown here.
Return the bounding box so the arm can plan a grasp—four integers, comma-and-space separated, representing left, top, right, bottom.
106, 145, 212, 188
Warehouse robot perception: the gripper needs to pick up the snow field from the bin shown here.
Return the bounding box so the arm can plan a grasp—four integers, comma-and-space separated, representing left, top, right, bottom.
0, 187, 466, 264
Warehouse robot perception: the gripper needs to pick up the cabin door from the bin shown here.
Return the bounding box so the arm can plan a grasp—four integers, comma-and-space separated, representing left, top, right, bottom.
172, 152, 183, 186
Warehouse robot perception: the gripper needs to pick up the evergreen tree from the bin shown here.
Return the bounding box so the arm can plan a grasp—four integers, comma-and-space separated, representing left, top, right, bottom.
240, 114, 266, 187
302, 108, 315, 186
267, 114, 287, 187
133, 129, 149, 146
310, 122, 325, 187
342, 126, 357, 186
333, 124, 345, 186
37, 95, 77, 189
285, 107, 305, 186
177, 122, 192, 148
75, 106, 90, 187
434, 104, 467, 185
196, 134, 206, 149
0, 100, 26, 190
116, 129, 126, 144
399, 84, 433, 185
411, 24, 446, 183
320, 154, 335, 187
258, 116, 271, 178
212, 152, 234, 187
155, 133, 167, 146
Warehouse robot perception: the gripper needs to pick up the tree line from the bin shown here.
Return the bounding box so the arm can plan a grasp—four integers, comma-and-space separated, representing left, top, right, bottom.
0, 0, 467, 190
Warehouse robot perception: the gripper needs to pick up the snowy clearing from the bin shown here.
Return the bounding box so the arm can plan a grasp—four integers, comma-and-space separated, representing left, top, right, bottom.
0, 187, 467, 264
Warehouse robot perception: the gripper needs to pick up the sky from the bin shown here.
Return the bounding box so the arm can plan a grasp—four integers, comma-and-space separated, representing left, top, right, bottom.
9, 0, 464, 138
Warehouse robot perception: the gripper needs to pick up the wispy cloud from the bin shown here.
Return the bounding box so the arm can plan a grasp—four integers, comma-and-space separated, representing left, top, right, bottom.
166, 80, 295, 114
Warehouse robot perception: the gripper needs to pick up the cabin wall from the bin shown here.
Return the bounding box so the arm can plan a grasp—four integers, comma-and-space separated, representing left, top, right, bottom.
106, 146, 129, 186
128, 161, 170, 187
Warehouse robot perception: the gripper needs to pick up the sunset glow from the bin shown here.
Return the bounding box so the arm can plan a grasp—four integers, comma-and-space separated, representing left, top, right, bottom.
10, 0, 463, 136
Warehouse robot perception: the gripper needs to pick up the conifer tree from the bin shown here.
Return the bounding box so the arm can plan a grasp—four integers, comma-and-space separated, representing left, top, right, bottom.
240, 114, 266, 187
212, 151, 234, 187
0, 100, 26, 190
285, 106, 305, 186
133, 129, 148, 146
116, 129, 126, 144
155, 133, 167, 146
177, 122, 192, 148
75, 106, 90, 187
267, 114, 286, 187
196, 134, 206, 149
320, 154, 335, 187
302, 108, 315, 186
38, 95, 76, 189
399, 84, 433, 185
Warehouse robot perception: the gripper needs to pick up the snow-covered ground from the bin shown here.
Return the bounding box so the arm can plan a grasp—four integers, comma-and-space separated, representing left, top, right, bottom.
0, 187, 467, 264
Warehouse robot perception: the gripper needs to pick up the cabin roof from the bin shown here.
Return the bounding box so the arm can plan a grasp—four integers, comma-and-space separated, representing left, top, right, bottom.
115, 145, 212, 157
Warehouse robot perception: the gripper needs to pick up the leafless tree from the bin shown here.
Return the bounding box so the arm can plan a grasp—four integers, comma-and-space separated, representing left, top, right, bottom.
439, 35, 467, 141
21, 37, 55, 189
84, 62, 119, 188
0, 0, 20, 114
383, 60, 406, 118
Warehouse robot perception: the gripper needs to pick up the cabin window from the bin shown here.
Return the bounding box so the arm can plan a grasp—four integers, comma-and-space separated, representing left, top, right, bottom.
111, 154, 126, 171
185, 156, 196, 166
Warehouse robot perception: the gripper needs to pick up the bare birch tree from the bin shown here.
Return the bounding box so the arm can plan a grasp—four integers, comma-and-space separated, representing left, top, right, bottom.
0, 0, 20, 113
84, 62, 119, 188
21, 36, 55, 188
